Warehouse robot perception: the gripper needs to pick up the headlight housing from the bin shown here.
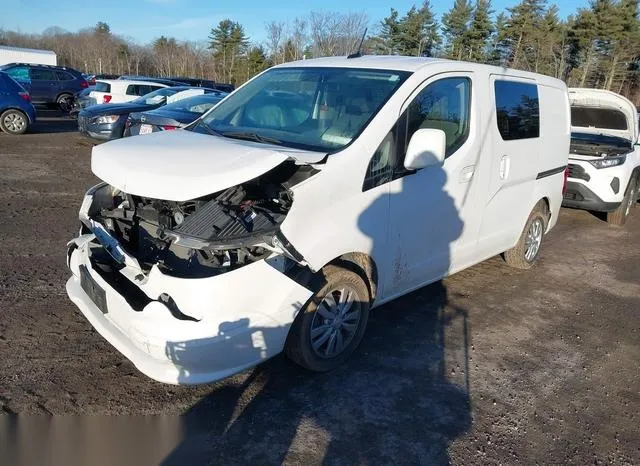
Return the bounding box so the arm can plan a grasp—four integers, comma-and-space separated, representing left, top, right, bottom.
589, 154, 626, 169
95, 115, 120, 124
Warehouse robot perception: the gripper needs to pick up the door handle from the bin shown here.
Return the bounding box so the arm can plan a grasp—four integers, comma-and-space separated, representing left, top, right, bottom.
459, 165, 475, 183
499, 155, 510, 180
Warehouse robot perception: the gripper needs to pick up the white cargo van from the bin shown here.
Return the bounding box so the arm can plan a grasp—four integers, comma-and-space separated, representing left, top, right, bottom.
563, 88, 640, 225
66, 56, 570, 384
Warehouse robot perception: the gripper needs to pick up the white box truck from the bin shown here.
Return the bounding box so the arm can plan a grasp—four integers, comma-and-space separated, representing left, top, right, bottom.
0, 45, 57, 66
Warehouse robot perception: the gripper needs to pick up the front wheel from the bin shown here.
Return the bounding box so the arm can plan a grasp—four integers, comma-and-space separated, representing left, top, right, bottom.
607, 176, 637, 226
503, 203, 547, 269
286, 265, 370, 372
0, 109, 28, 135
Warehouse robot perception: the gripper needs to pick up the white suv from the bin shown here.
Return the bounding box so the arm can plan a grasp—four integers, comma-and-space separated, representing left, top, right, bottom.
90, 79, 168, 105
563, 88, 640, 225
66, 56, 570, 384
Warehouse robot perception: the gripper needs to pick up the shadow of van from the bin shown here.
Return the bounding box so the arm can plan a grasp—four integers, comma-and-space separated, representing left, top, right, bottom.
162, 163, 471, 465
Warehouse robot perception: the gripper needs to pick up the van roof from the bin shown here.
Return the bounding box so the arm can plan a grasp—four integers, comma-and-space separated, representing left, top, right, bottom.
277, 55, 446, 72
276, 55, 566, 87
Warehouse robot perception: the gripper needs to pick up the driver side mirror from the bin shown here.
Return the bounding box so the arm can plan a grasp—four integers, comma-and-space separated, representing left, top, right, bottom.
404, 128, 447, 170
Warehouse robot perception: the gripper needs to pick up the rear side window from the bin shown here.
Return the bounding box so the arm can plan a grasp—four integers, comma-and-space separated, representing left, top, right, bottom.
494, 80, 540, 140
5, 66, 30, 83
30, 68, 58, 81
95, 82, 111, 92
126, 84, 162, 96
55, 70, 75, 81
571, 107, 627, 130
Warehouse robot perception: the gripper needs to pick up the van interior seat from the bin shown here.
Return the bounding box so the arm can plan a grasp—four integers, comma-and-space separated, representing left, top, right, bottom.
323, 95, 374, 139
244, 97, 287, 128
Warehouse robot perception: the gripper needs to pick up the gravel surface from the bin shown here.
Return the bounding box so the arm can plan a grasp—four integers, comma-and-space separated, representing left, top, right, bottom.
0, 114, 638, 465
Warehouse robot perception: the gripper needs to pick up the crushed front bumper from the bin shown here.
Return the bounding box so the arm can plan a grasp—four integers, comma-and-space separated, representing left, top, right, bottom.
66, 231, 313, 385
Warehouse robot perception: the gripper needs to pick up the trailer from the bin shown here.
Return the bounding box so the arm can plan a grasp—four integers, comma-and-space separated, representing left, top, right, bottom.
0, 45, 57, 66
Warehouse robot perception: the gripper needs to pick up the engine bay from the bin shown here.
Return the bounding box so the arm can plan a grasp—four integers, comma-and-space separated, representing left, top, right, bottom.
87, 161, 317, 277
570, 132, 632, 158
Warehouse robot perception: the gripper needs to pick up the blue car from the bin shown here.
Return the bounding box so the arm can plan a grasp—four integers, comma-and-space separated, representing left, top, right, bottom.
0, 63, 88, 110
124, 92, 227, 136
0, 71, 37, 135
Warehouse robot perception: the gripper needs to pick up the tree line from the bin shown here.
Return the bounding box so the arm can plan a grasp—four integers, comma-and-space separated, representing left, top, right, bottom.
1, 1, 638, 102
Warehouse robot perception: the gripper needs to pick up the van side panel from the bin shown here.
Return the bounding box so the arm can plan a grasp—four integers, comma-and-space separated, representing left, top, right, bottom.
477, 76, 540, 256
535, 83, 570, 231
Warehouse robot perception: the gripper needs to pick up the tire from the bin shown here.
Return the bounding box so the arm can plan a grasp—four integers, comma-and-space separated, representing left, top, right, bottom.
503, 203, 547, 270
607, 176, 637, 226
0, 109, 29, 135
57, 93, 74, 113
285, 264, 370, 372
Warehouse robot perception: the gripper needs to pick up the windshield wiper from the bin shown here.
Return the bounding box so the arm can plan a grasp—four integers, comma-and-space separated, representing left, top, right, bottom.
221, 131, 283, 146
196, 121, 223, 137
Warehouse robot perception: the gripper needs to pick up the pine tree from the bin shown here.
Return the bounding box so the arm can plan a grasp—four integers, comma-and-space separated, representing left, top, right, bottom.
398, 1, 442, 56
377, 8, 402, 54
442, 0, 473, 60
568, 7, 598, 86
537, 6, 568, 78
568, 0, 639, 90
467, 0, 494, 62
488, 12, 510, 65
602, 0, 640, 90
246, 46, 269, 80
503, 0, 548, 69
208, 20, 249, 84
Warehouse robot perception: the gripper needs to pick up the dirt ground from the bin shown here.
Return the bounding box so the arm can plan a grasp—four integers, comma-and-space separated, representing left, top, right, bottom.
0, 113, 639, 465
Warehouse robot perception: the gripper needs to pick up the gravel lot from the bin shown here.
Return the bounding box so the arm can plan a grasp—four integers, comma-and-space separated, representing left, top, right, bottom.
1, 113, 639, 465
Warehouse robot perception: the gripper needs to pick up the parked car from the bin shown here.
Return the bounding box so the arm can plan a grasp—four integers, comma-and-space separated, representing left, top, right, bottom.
89, 79, 169, 105
118, 75, 187, 87
0, 71, 37, 134
69, 87, 98, 119
66, 56, 570, 384
78, 87, 211, 140
95, 73, 120, 80
82, 73, 96, 86
211, 83, 235, 93
563, 88, 640, 225
124, 92, 227, 136
169, 77, 216, 88
0, 62, 88, 109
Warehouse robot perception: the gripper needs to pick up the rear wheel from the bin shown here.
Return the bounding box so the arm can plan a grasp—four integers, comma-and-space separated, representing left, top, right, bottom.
607, 176, 637, 226
503, 203, 547, 269
286, 265, 370, 372
57, 93, 74, 113
0, 109, 28, 135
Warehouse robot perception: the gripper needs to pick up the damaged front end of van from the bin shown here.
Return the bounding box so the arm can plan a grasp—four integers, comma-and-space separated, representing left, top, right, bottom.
65, 132, 323, 384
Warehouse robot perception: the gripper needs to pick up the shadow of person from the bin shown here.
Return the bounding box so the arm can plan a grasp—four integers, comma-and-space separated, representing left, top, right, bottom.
162, 163, 472, 465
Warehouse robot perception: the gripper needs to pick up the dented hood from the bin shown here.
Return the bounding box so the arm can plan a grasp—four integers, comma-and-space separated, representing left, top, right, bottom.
569, 88, 639, 143
91, 130, 326, 201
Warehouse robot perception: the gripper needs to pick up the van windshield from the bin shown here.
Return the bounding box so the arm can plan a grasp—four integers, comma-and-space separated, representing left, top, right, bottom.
191, 67, 411, 152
